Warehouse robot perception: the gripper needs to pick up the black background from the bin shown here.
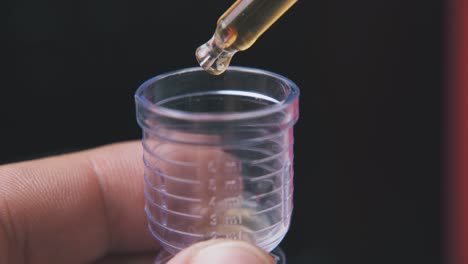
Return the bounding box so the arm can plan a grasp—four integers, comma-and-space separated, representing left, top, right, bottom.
3, 0, 443, 263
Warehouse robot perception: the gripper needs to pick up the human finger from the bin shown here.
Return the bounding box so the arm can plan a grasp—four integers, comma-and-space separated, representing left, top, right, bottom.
167, 239, 275, 264
93, 252, 156, 264
0, 141, 158, 264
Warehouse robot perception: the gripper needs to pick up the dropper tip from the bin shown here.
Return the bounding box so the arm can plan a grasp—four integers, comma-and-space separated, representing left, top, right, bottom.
196, 37, 236, 75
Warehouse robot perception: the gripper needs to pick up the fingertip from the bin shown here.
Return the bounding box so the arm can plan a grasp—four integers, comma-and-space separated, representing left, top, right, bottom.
168, 240, 275, 264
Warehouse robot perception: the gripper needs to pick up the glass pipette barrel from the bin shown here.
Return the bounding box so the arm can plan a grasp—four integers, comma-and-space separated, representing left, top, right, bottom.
196, 0, 298, 75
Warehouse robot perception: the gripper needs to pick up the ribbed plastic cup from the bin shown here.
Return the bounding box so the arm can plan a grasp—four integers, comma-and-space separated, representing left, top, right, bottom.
135, 66, 299, 263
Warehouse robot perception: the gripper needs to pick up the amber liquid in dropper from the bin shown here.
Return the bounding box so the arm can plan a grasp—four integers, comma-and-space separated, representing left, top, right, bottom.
196, 0, 298, 75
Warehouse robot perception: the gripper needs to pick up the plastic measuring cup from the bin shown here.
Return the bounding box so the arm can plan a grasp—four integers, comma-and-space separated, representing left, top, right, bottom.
135, 66, 300, 263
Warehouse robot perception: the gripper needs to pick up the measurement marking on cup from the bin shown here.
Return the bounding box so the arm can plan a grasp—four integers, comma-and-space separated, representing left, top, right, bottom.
224, 178, 241, 191
208, 178, 216, 191
226, 231, 243, 240
210, 214, 217, 226
144, 163, 201, 184
246, 186, 282, 200
228, 148, 288, 165
208, 159, 241, 174
250, 220, 284, 235
208, 196, 216, 208
144, 189, 203, 219
147, 213, 204, 237
223, 160, 241, 174
208, 160, 218, 173
142, 144, 198, 167
144, 176, 202, 202
221, 196, 243, 209
251, 203, 282, 216
226, 215, 243, 225
247, 168, 284, 182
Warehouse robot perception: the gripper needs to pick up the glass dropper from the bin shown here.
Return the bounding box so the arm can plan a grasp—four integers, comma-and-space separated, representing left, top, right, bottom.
196, 0, 298, 75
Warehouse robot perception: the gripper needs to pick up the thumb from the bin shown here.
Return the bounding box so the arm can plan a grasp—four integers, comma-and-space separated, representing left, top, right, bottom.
167, 240, 276, 264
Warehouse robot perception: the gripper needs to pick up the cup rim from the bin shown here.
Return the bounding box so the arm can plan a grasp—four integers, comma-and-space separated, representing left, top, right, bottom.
135, 66, 300, 122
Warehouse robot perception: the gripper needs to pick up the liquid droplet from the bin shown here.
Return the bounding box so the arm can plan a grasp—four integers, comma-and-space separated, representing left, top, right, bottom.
196, 36, 236, 75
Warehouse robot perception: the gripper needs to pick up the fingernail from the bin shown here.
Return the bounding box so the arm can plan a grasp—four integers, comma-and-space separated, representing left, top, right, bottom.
191, 240, 275, 264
